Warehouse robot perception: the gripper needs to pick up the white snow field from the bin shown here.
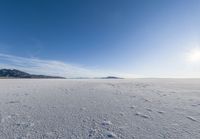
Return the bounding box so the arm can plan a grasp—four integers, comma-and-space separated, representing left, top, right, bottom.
0, 79, 200, 139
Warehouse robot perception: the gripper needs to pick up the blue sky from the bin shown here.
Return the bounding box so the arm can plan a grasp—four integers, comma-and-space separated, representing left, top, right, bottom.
0, 0, 200, 78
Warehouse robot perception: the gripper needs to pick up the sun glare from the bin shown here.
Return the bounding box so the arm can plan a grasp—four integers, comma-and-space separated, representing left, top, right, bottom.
187, 48, 200, 63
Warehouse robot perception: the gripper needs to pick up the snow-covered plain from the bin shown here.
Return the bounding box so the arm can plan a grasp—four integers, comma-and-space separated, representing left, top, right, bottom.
0, 79, 200, 139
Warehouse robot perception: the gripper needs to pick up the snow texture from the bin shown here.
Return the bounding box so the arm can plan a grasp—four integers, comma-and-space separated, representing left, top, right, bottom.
0, 79, 200, 139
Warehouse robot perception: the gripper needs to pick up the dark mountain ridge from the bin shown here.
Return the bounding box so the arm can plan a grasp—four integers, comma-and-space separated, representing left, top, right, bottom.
101, 76, 123, 79
0, 69, 65, 79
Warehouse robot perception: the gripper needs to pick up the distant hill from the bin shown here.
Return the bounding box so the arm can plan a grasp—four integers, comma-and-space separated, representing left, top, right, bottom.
0, 69, 65, 79
101, 76, 123, 79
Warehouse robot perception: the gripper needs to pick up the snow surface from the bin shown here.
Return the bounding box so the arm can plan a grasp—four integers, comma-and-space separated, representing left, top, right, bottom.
0, 79, 200, 139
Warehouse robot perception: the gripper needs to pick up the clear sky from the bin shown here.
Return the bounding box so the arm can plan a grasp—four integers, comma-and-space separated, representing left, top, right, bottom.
0, 0, 200, 78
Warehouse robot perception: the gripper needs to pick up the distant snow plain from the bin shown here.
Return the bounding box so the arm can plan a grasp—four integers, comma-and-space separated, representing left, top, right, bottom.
0, 79, 199, 139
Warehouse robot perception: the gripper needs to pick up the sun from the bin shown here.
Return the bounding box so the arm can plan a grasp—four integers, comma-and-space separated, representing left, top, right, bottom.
187, 48, 200, 63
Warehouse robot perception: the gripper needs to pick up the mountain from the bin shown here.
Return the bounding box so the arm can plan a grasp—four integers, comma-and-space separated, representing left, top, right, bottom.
0, 69, 65, 79
101, 76, 123, 79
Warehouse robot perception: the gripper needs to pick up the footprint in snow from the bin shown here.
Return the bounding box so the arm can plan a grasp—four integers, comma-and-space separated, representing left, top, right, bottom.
130, 95, 136, 98
107, 83, 115, 88
140, 97, 151, 102
88, 128, 97, 137
101, 120, 112, 126
170, 91, 176, 94
15, 122, 34, 128
23, 105, 32, 109
144, 99, 151, 102
146, 108, 153, 112
43, 131, 61, 138
64, 89, 70, 95
161, 94, 167, 97
14, 135, 25, 139
7, 100, 20, 104
130, 105, 136, 109
135, 83, 149, 88
186, 116, 197, 122
157, 111, 165, 114
135, 112, 150, 119
191, 104, 200, 107
80, 107, 86, 111
104, 131, 117, 138
119, 112, 124, 116
0, 113, 2, 123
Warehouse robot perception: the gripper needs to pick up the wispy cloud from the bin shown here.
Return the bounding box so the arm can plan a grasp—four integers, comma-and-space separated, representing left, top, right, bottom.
0, 53, 130, 78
